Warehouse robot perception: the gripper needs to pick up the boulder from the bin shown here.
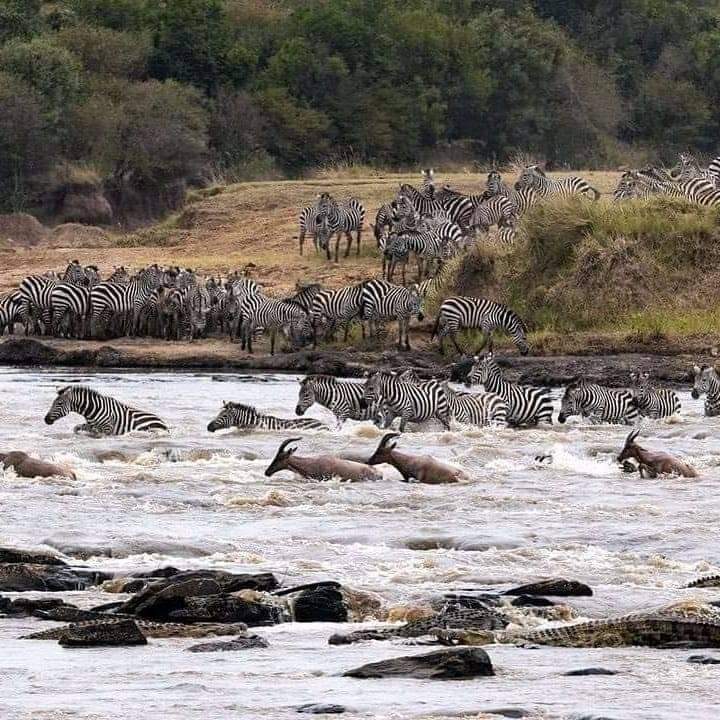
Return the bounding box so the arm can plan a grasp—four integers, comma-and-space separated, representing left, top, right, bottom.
58, 619, 147, 647
50, 223, 111, 248
0, 213, 49, 246
293, 586, 348, 623
0, 595, 12, 613
504, 578, 593, 597
687, 654, 720, 664
134, 566, 180, 579
9, 597, 66, 615
297, 704, 346, 714
35, 606, 107, 623
169, 594, 284, 626
0, 564, 93, 592
60, 188, 113, 225
344, 647, 494, 680
0, 547, 65, 565
186, 634, 269, 653
120, 577, 223, 618
510, 595, 554, 607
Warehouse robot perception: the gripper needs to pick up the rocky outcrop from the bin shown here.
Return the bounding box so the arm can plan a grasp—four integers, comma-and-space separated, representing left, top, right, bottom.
0, 563, 100, 592
344, 647, 494, 679
169, 594, 284, 626
186, 634, 269, 652
0, 547, 65, 565
292, 585, 348, 623
687, 654, 720, 664
564, 667, 618, 676
59, 185, 113, 226
504, 578, 593, 597
0, 213, 49, 247
58, 619, 147, 647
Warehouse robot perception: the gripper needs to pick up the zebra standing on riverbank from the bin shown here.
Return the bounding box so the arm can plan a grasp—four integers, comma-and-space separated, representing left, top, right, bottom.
630, 371, 681, 419
18, 275, 56, 335
466, 354, 553, 426
44, 385, 169, 435
240, 294, 311, 354
0, 291, 27, 335
298, 201, 323, 255
316, 193, 365, 261
360, 279, 423, 350
433, 296, 529, 356
558, 380, 639, 425
295, 375, 376, 425
516, 165, 600, 200
469, 195, 517, 235
485, 170, 538, 215
309, 284, 364, 345
207, 401, 328, 432
49, 282, 91, 338
691, 364, 720, 416
360, 371, 451, 431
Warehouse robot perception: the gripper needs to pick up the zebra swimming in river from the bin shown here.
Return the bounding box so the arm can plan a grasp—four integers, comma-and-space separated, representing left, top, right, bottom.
691, 364, 720, 417
630, 371, 681, 419
558, 380, 639, 425
44, 385, 169, 436
295, 375, 377, 426
207, 401, 328, 432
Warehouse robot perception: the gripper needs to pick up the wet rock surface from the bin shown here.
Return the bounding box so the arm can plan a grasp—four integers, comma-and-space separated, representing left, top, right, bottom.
504, 578, 593, 597
344, 647, 495, 680
58, 619, 148, 647
292, 585, 348, 623
0, 563, 102, 592
564, 667, 619, 676
296, 704, 347, 714
687, 654, 720, 664
186, 634, 269, 652
0, 547, 66, 565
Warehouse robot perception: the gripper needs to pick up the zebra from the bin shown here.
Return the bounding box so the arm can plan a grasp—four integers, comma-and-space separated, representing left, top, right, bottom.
239, 294, 311, 354
381, 232, 412, 285
360, 371, 451, 432
107, 266, 130, 284
298, 202, 323, 255
90, 266, 161, 338
516, 165, 600, 201
420, 168, 436, 198
397, 184, 448, 221
443, 382, 508, 427
62, 260, 87, 285
181, 283, 212, 340
432, 186, 477, 229
433, 296, 529, 356
44, 385, 169, 436
629, 371, 681, 419
373, 202, 395, 245
0, 291, 27, 335
672, 153, 717, 185
391, 223, 462, 281
316, 193, 365, 261
489, 225, 518, 247
485, 170, 538, 215
632, 171, 718, 204
691, 364, 720, 416
359, 279, 424, 350
558, 380, 639, 425
207, 401, 328, 432
707, 155, 720, 186
309, 284, 364, 346
48, 282, 91, 338
613, 172, 639, 201
466, 354, 553, 426
469, 195, 518, 235
295, 375, 381, 426
18, 275, 56, 335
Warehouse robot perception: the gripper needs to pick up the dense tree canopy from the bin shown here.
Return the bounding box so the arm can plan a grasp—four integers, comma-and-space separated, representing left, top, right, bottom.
1, 0, 720, 213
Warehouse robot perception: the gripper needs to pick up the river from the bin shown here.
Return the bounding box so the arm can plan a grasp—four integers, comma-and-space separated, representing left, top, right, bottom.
0, 368, 718, 720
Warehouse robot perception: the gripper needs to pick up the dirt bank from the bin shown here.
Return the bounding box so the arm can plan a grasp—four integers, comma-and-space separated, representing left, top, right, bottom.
0, 337, 705, 388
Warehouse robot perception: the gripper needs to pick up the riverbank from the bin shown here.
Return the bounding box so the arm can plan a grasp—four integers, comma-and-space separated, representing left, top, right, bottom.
0, 336, 709, 387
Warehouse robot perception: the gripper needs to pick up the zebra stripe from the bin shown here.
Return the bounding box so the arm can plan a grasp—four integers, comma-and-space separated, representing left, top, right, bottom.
240, 294, 311, 354
516, 165, 600, 200
443, 383, 508, 427
360, 371, 451, 432
558, 380, 639, 425
397, 184, 449, 221
691, 364, 720, 417
49, 282, 91, 338
295, 375, 376, 425
316, 193, 365, 261
298, 202, 323, 255
18, 275, 56, 334
373, 202, 395, 245
707, 156, 720, 186
469, 195, 517, 234
630, 371, 681, 419
44, 385, 168, 435
207, 401, 327, 432
466, 354, 552, 426
309, 284, 364, 345
0, 291, 28, 335
486, 171, 538, 215
359, 279, 423, 350
434, 296, 529, 356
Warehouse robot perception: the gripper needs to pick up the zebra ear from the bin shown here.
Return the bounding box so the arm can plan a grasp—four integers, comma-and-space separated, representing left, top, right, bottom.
472, 355, 479, 362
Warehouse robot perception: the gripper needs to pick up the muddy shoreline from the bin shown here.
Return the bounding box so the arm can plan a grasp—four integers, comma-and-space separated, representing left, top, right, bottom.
0, 337, 707, 387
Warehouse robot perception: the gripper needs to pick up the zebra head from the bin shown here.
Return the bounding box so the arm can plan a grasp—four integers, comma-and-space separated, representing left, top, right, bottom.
207, 401, 258, 432
295, 375, 326, 416
465, 354, 493, 387
44, 386, 77, 425
558, 382, 584, 423
691, 364, 717, 399
63, 260, 85, 285
506, 309, 529, 356
486, 171, 503, 196
84, 265, 100, 286
359, 372, 383, 410
516, 165, 543, 190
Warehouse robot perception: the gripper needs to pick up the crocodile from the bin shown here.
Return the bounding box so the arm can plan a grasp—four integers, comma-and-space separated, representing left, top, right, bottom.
329, 604, 507, 645
685, 574, 720, 589
22, 619, 249, 640
433, 603, 720, 649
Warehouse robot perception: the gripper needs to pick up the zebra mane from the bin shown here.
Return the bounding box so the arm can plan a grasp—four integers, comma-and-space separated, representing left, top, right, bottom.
305, 374, 337, 384
224, 401, 258, 413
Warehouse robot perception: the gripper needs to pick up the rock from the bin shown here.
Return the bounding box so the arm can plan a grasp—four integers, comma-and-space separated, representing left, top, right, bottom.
133, 567, 181, 579
0, 563, 93, 591
687, 654, 720, 664
504, 578, 593, 597
49, 223, 111, 248
120, 577, 223, 618
58, 619, 147, 647
0, 547, 65, 565
169, 594, 284, 626
343, 647, 494, 680
35, 606, 107, 622
103, 577, 147, 594
186, 634, 269, 653
564, 667, 618, 676
9, 597, 66, 615
483, 710, 531, 719
60, 188, 113, 225
0, 213, 49, 246
297, 704, 346, 714
0, 595, 12, 613
1, 451, 76, 480
511, 595, 554, 607
293, 586, 348, 623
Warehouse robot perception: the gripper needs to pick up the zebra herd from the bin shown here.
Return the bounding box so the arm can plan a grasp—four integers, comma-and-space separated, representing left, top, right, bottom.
37, 361, 720, 438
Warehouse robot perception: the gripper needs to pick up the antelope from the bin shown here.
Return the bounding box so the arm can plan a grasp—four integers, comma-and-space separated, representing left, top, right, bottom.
617, 430, 698, 478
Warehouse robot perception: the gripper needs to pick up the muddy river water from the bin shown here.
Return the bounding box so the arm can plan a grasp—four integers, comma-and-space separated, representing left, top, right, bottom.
0, 368, 718, 720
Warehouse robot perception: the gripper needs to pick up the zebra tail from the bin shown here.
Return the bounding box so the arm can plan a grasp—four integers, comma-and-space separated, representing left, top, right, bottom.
588, 186, 601, 200
430, 315, 441, 340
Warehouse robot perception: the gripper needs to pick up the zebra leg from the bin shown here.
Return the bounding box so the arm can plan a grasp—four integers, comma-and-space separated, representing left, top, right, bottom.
334, 232, 341, 263
270, 328, 276, 356
356, 227, 361, 256
299, 229, 305, 255
344, 231, 352, 258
